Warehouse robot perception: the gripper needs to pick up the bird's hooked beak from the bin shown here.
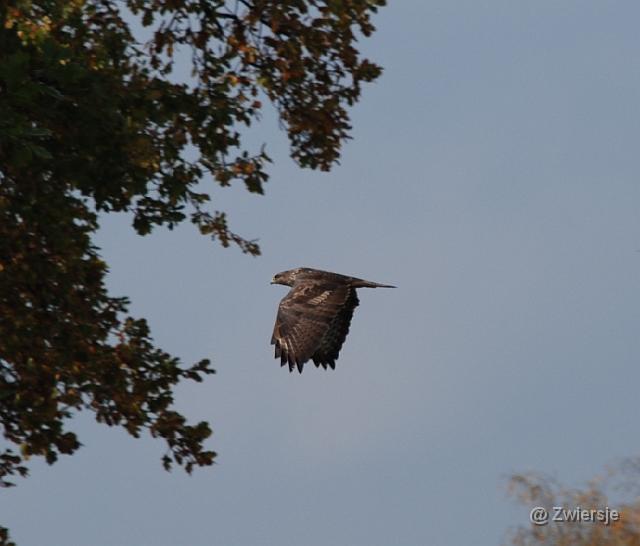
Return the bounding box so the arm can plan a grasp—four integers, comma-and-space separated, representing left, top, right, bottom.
270, 276, 276, 284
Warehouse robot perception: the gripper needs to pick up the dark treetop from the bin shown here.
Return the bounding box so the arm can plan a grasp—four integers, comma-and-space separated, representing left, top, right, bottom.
0, 0, 384, 496
0, 1, 385, 542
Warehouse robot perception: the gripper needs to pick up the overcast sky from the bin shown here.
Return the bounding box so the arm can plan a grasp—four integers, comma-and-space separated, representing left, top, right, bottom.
4, 1, 640, 545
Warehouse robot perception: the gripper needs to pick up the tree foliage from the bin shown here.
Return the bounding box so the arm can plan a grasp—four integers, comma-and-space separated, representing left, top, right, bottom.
506, 461, 640, 546
0, 0, 384, 531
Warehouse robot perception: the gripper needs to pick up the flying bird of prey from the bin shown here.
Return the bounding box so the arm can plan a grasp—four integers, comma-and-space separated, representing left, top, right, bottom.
270, 267, 395, 373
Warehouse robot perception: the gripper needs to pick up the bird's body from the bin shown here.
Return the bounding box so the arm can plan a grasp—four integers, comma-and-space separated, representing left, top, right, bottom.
270, 267, 395, 373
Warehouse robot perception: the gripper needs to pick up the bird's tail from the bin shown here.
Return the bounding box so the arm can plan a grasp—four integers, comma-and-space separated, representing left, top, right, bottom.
352, 279, 396, 288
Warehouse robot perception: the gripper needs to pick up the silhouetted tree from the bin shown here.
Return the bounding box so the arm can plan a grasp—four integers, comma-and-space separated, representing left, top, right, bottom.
0, 1, 384, 540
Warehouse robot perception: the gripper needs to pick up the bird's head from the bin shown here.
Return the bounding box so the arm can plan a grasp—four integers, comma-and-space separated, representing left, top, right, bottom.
271, 268, 301, 287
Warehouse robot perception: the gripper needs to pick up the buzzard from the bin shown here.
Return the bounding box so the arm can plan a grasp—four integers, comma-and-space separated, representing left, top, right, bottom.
270, 267, 395, 373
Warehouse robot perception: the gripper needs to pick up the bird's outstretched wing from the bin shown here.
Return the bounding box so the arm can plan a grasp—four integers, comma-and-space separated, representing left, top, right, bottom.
271, 283, 359, 373
311, 287, 359, 370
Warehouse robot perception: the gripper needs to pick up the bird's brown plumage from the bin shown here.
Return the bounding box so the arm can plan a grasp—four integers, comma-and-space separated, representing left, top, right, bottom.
270, 268, 395, 373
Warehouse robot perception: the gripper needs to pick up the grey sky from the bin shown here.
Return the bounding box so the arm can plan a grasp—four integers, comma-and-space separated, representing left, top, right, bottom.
3, 1, 640, 545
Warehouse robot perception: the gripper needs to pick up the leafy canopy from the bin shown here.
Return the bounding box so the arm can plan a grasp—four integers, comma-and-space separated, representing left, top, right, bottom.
0, 0, 384, 512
